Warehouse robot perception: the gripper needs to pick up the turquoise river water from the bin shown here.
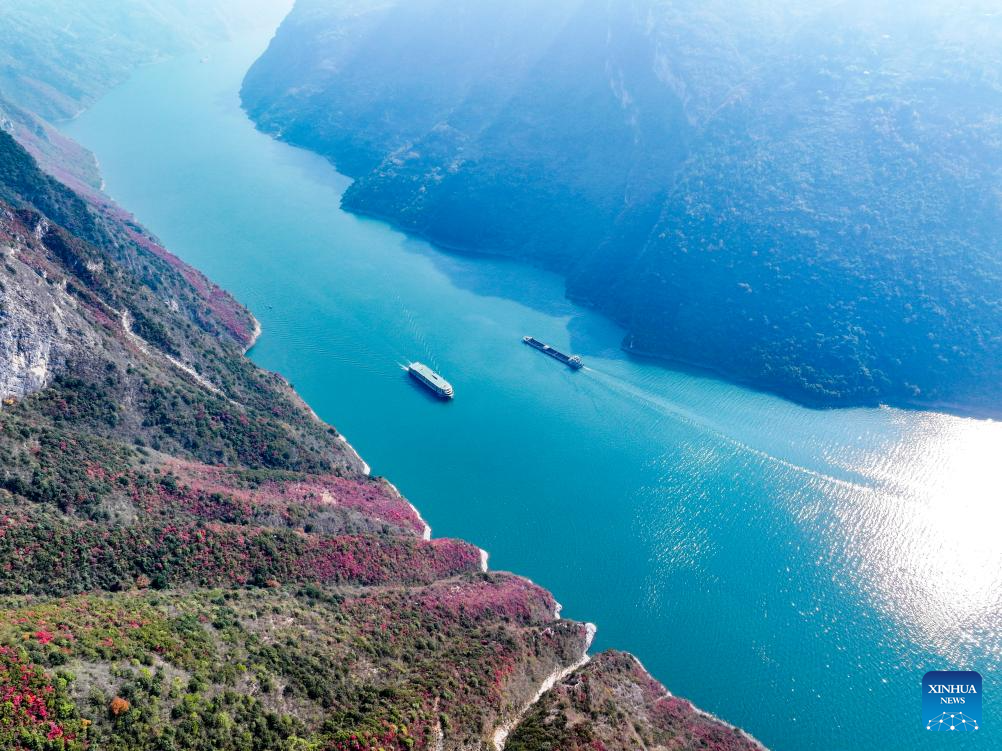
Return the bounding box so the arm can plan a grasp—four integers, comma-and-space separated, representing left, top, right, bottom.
65, 31, 1000, 751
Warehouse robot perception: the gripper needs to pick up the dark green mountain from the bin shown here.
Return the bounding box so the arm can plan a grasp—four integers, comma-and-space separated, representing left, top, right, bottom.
242, 0, 1002, 415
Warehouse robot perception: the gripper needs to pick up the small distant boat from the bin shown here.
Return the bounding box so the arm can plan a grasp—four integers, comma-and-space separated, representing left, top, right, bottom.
407, 362, 454, 399
522, 336, 583, 369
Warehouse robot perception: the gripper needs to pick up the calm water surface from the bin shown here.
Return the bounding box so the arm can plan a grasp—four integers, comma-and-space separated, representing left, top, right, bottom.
65, 32, 1001, 751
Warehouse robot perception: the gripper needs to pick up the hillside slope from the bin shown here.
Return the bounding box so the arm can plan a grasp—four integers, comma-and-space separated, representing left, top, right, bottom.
508, 651, 762, 751
242, 0, 1002, 416
0, 111, 760, 748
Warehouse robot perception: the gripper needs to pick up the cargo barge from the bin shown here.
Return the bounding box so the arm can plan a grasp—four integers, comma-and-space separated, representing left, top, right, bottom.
522, 336, 583, 369
407, 362, 455, 398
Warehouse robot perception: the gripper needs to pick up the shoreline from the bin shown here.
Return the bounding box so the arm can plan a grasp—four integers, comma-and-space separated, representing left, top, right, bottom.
627, 652, 769, 751
337, 433, 371, 477
491, 621, 597, 750
619, 339, 1002, 423
381, 477, 432, 541
310, 159, 1001, 425
242, 315, 262, 353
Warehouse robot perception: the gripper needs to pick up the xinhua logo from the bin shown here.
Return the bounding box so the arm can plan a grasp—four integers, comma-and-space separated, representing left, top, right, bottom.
923, 671, 982, 731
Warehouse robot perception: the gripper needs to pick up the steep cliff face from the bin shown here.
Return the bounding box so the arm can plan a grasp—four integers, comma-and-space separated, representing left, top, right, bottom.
242, 0, 1002, 416
0, 210, 99, 399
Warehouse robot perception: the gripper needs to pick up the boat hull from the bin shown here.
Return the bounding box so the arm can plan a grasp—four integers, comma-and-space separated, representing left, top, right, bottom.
407, 363, 455, 398
522, 336, 583, 369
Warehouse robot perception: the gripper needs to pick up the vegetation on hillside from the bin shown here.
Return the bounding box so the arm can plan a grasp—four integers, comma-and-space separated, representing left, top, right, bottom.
508, 651, 763, 751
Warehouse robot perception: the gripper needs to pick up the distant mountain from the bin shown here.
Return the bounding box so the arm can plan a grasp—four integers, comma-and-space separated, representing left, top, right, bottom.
0, 0, 289, 120
242, 0, 1002, 416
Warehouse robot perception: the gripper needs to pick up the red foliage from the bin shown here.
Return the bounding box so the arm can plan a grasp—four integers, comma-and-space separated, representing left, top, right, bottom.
33, 630, 54, 645
321, 725, 414, 751
648, 689, 762, 750
134, 460, 427, 537
0, 646, 69, 743
296, 536, 480, 585
413, 575, 557, 625
0, 508, 480, 593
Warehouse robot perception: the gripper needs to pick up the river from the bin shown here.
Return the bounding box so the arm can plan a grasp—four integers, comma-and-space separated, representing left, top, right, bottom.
64, 30, 1001, 751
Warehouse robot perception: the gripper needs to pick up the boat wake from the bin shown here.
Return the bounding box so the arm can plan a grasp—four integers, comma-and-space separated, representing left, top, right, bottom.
582, 365, 884, 498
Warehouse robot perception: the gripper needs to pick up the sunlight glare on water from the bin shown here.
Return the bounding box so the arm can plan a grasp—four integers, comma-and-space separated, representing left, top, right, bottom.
830, 413, 1002, 664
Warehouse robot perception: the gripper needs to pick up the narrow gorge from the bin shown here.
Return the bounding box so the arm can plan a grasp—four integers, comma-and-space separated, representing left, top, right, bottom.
0, 2, 767, 749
